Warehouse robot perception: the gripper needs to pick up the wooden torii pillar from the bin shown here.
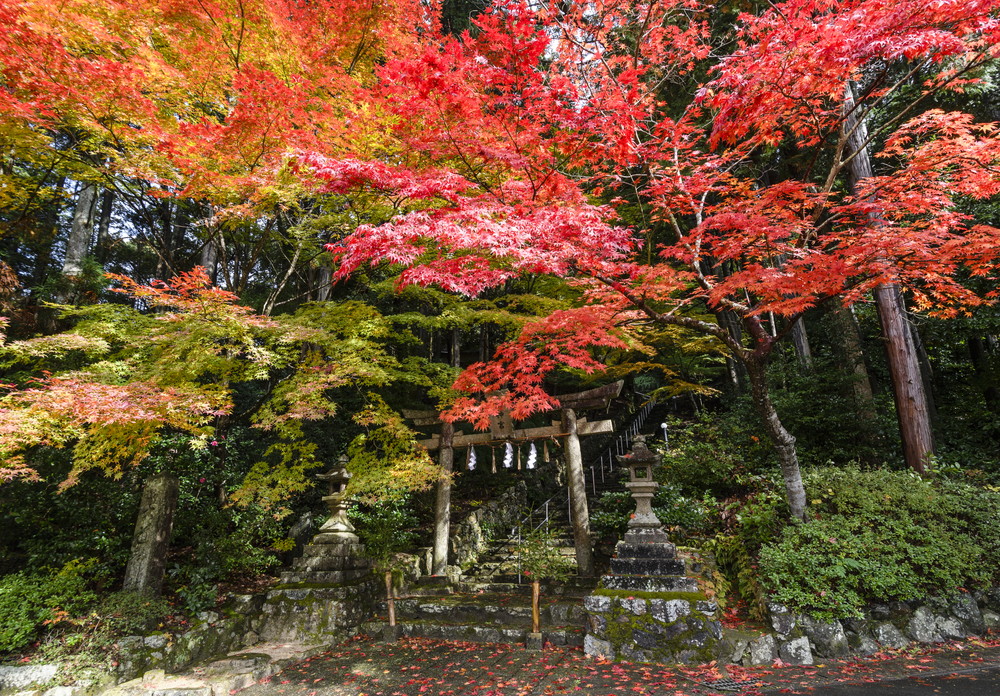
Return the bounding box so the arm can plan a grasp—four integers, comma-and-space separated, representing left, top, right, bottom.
404, 380, 623, 578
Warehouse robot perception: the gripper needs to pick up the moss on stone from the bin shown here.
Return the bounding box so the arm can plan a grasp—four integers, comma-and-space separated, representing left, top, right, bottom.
592, 588, 706, 603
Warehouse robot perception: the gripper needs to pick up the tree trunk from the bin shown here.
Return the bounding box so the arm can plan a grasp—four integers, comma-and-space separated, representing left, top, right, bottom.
745, 358, 807, 521
827, 305, 876, 415
200, 235, 219, 284
825, 305, 880, 462
531, 579, 541, 634
315, 267, 332, 302
385, 570, 396, 627
561, 408, 594, 577
431, 421, 454, 576
968, 336, 1000, 414
95, 188, 114, 263
154, 200, 174, 281
123, 473, 180, 596
63, 181, 97, 277
789, 317, 814, 372
843, 82, 934, 475
875, 285, 934, 474
910, 320, 938, 425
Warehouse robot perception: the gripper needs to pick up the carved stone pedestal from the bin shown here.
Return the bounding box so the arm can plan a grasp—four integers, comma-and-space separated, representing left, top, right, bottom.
258, 457, 377, 643
583, 436, 721, 663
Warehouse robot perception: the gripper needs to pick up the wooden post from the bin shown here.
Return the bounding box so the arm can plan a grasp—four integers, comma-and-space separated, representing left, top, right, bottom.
385, 570, 396, 627
432, 421, 454, 575
561, 408, 594, 577
531, 579, 541, 634
123, 472, 179, 596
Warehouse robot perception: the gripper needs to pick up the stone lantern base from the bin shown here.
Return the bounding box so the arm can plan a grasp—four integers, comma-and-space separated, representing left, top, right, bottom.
583, 523, 721, 663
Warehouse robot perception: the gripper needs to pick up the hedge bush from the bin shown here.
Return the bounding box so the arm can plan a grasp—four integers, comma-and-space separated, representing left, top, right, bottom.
0, 560, 98, 653
758, 467, 1000, 619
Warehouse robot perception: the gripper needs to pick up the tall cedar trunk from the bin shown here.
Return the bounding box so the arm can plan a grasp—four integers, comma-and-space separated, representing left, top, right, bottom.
155, 200, 174, 281
315, 267, 332, 302
827, 305, 877, 416
200, 235, 219, 284
844, 82, 934, 474
968, 336, 1000, 414
561, 408, 595, 576
909, 321, 938, 424
826, 305, 880, 461
713, 262, 749, 392
451, 328, 461, 368
385, 570, 396, 627
123, 473, 180, 596
63, 181, 97, 277
873, 286, 934, 473
789, 317, 814, 372
718, 309, 749, 392
431, 421, 454, 575
95, 189, 114, 263
746, 357, 807, 521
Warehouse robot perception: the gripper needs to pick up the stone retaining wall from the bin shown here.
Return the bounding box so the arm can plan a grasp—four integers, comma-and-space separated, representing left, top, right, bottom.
583, 591, 723, 664
728, 588, 1000, 666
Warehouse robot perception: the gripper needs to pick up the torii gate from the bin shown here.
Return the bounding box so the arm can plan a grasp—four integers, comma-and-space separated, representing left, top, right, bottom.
404, 380, 623, 578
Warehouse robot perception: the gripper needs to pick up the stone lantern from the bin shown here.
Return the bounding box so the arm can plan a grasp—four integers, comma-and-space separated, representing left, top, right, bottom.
617, 435, 663, 532
315, 454, 358, 542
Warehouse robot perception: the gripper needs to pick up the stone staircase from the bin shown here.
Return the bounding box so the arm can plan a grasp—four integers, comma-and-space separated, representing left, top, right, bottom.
361, 398, 664, 647
364, 589, 591, 646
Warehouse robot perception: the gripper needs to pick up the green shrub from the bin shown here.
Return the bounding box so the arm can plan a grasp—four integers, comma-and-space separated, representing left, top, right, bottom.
658, 415, 772, 497
0, 560, 98, 653
757, 467, 1000, 619
93, 592, 171, 637
589, 485, 715, 540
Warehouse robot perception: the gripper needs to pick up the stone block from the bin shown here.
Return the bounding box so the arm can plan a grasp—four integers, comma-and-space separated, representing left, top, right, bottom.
888, 601, 913, 625
584, 634, 615, 659
842, 617, 869, 634
906, 607, 943, 643
768, 604, 797, 636
778, 636, 813, 665
800, 616, 849, 658
745, 635, 778, 666
525, 633, 544, 650
934, 615, 965, 640
584, 594, 611, 613
0, 666, 60, 691
696, 600, 718, 616
650, 599, 691, 624
144, 635, 169, 649
983, 610, 1000, 631
982, 587, 1000, 613
951, 594, 985, 634
614, 542, 679, 559
620, 598, 647, 615
854, 634, 880, 656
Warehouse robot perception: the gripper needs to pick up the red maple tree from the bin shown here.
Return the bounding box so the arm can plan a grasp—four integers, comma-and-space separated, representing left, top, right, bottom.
313, 0, 1000, 520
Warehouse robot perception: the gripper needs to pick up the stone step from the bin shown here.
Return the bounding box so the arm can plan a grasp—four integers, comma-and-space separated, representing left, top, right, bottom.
610, 557, 686, 576
279, 568, 370, 584
387, 596, 588, 627
457, 579, 598, 595
99, 643, 326, 696
600, 574, 699, 593
362, 620, 585, 647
